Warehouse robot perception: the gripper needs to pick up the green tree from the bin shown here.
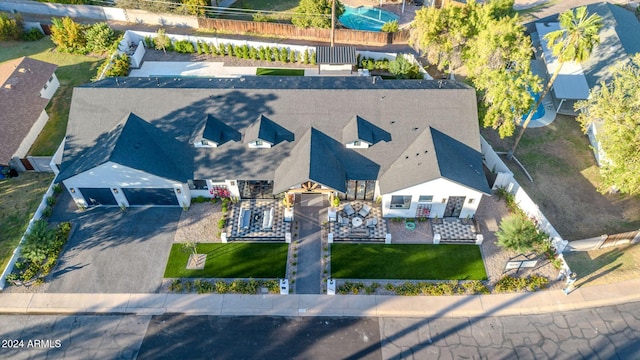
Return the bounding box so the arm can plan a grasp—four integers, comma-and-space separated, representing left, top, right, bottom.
292, 0, 344, 29
409, 0, 485, 72
466, 15, 542, 138
178, 0, 208, 16
508, 6, 602, 158
388, 55, 420, 79
575, 54, 640, 195
50, 17, 87, 53
381, 20, 399, 33
84, 22, 116, 53
0, 13, 23, 41
154, 28, 171, 54
495, 214, 548, 253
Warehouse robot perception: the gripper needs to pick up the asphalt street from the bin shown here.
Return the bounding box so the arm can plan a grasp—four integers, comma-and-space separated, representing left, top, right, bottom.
2, 302, 640, 359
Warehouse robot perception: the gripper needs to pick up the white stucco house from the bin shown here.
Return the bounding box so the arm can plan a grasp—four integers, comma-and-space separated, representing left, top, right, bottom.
53, 76, 490, 218
0, 57, 59, 171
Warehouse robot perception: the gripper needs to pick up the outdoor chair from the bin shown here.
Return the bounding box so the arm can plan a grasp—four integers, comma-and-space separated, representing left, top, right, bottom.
366, 217, 378, 228
358, 204, 372, 218
343, 203, 355, 217
338, 215, 349, 226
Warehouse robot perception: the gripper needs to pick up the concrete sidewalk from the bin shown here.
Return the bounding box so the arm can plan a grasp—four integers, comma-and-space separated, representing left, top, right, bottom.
2, 278, 639, 317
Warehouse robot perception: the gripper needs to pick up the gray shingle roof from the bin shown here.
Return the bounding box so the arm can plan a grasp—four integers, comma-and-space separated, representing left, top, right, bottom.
196, 114, 241, 145
431, 127, 491, 195
62, 76, 488, 195
0, 57, 57, 164
316, 46, 357, 65
57, 112, 193, 182
244, 114, 294, 145
342, 115, 392, 145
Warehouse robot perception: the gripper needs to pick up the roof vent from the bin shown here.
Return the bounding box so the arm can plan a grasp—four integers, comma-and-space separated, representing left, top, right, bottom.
4, 84, 13, 89
18, 68, 26, 73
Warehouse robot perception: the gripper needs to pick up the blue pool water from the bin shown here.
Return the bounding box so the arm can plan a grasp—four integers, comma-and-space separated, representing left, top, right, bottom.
339, 6, 400, 32
522, 90, 546, 121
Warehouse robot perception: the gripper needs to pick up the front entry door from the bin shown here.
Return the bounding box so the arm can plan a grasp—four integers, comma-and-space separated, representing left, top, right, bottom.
444, 196, 466, 217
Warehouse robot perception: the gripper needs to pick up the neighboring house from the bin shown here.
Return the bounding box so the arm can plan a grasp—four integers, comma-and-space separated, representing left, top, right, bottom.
533, 3, 640, 165
0, 57, 59, 171
53, 76, 491, 218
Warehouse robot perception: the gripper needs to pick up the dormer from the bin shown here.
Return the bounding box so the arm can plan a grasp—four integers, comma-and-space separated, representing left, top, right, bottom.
191, 114, 240, 148
245, 114, 294, 149
342, 115, 391, 149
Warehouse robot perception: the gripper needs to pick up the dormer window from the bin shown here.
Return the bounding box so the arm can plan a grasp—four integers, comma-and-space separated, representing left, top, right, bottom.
194, 138, 217, 148
346, 140, 370, 149
248, 139, 272, 148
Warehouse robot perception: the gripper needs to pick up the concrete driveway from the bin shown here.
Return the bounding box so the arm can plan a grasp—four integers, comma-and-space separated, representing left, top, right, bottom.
47, 193, 181, 293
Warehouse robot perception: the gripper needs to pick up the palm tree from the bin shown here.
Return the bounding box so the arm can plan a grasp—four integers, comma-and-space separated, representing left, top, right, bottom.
507, 6, 602, 159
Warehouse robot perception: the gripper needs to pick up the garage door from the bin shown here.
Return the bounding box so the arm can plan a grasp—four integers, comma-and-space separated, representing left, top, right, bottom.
122, 188, 179, 206
79, 188, 117, 206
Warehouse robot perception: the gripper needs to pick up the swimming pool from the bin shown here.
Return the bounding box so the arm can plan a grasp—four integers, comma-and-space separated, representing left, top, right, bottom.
339, 6, 400, 32
522, 90, 545, 122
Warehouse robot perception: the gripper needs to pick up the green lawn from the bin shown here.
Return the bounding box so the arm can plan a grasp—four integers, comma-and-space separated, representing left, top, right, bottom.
331, 244, 487, 280
0, 173, 54, 272
256, 68, 304, 76
0, 37, 105, 156
164, 243, 289, 278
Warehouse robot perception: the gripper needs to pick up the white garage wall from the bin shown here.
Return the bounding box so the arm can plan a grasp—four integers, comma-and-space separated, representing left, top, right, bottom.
63, 162, 186, 208
382, 178, 485, 219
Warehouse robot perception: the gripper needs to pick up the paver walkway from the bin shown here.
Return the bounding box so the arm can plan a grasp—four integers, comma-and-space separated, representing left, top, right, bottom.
294, 197, 325, 294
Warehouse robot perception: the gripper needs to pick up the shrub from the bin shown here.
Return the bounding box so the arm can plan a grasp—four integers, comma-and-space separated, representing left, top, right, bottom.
144, 36, 155, 48
174, 40, 195, 53
249, 47, 258, 60
241, 44, 250, 59
85, 22, 116, 53
191, 196, 208, 203
310, 51, 316, 65
494, 275, 549, 293
22, 27, 44, 41
389, 55, 420, 79
217, 218, 226, 229
42, 206, 53, 218
169, 279, 184, 292
104, 54, 130, 77
53, 184, 63, 194
280, 47, 289, 63
226, 43, 233, 57
46, 196, 57, 206
495, 214, 548, 253
253, 12, 273, 22
154, 28, 172, 53
194, 279, 214, 294
0, 13, 23, 41
202, 41, 210, 54
302, 49, 309, 64
51, 17, 87, 53
381, 20, 399, 33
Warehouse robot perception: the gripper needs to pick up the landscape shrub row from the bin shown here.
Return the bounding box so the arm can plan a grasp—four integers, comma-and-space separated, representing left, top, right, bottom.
168, 278, 281, 294
6, 220, 72, 286
145, 35, 317, 65
493, 275, 549, 293
336, 280, 490, 296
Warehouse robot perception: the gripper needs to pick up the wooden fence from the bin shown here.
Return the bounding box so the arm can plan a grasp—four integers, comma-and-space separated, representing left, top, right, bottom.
198, 18, 410, 46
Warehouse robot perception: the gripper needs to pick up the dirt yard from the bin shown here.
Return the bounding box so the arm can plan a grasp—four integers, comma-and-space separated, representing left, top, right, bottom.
482, 115, 640, 241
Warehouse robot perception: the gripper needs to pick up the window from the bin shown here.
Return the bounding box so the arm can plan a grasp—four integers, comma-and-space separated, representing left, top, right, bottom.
255, 140, 263, 146
49, 76, 54, 82
468, 198, 475, 204
418, 195, 433, 203
353, 140, 361, 146
390, 195, 411, 209
188, 180, 208, 190
43, 83, 48, 90
201, 139, 209, 146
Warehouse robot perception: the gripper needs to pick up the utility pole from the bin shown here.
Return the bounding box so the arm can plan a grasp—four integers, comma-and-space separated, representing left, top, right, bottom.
330, 0, 335, 47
